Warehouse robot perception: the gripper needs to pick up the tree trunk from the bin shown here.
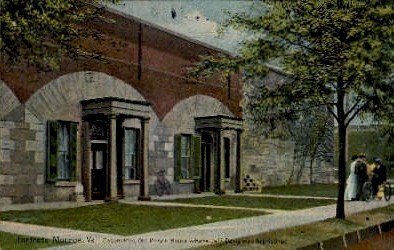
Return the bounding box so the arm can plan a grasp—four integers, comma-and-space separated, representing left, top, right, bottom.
336, 78, 347, 219
310, 158, 313, 184
336, 122, 347, 219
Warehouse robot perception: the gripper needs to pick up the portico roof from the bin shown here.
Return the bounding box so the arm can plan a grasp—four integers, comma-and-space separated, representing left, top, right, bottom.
195, 115, 243, 131
81, 97, 151, 119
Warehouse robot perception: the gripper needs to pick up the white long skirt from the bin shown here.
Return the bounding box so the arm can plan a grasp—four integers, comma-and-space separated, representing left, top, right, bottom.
344, 173, 358, 201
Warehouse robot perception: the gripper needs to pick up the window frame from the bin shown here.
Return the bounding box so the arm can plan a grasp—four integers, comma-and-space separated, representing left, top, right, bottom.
174, 133, 201, 182
180, 134, 192, 179
123, 128, 140, 181
46, 120, 77, 183
57, 121, 71, 180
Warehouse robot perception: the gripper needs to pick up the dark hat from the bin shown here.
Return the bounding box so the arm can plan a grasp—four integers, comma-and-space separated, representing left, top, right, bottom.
374, 158, 382, 164
358, 153, 366, 158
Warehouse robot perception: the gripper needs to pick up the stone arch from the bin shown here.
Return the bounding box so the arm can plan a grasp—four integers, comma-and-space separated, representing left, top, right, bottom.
25, 71, 159, 131
0, 80, 21, 120
162, 95, 234, 135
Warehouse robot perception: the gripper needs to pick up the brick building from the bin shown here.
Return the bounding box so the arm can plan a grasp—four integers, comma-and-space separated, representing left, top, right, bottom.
0, 6, 335, 204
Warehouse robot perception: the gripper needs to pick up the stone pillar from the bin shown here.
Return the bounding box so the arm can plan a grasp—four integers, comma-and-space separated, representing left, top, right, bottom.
81, 120, 91, 201
107, 115, 118, 201
235, 129, 243, 193
219, 130, 226, 194
138, 118, 151, 200
215, 130, 225, 194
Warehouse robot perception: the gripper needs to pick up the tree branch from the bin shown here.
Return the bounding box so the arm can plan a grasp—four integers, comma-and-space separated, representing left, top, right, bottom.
345, 101, 370, 127
327, 105, 339, 122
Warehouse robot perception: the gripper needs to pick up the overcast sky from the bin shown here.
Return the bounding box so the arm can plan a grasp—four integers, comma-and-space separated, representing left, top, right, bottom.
105, 1, 265, 52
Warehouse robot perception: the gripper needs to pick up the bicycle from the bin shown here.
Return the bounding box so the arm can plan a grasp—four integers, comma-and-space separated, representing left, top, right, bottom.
361, 180, 373, 201
154, 169, 171, 196
383, 181, 391, 201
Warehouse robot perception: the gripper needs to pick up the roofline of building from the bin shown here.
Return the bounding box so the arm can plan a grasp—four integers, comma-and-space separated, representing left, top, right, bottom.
103, 5, 237, 57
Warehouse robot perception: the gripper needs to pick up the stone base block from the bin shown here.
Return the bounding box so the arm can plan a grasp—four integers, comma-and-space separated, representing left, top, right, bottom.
296, 242, 321, 250
0, 197, 12, 205
380, 220, 393, 232
344, 231, 359, 247
358, 225, 380, 241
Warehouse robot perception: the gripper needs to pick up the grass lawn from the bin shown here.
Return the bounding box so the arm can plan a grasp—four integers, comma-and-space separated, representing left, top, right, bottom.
260, 183, 338, 198
197, 204, 394, 249
0, 231, 66, 250
0, 203, 264, 236
163, 195, 335, 210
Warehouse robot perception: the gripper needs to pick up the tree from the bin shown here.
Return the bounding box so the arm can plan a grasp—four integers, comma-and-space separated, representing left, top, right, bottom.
0, 0, 116, 70
191, 0, 394, 219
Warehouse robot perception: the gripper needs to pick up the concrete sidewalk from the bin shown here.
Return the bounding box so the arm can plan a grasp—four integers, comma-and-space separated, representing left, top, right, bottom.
120, 200, 286, 214
149, 191, 337, 201
232, 192, 337, 200
0, 199, 392, 250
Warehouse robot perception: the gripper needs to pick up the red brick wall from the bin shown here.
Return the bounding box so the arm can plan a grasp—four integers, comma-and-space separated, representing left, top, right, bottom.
0, 9, 242, 120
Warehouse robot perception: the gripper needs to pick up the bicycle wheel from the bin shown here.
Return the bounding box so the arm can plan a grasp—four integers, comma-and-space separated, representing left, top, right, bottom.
362, 182, 373, 201
154, 181, 164, 196
384, 183, 391, 201
163, 180, 171, 195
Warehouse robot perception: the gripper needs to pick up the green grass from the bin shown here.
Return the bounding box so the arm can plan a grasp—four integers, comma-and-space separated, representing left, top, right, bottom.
260, 184, 338, 198
0, 203, 264, 236
163, 195, 335, 210
0, 231, 66, 250
197, 204, 394, 249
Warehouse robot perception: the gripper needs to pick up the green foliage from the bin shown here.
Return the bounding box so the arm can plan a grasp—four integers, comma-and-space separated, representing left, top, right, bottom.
334, 128, 394, 174
192, 0, 394, 131
0, 0, 117, 70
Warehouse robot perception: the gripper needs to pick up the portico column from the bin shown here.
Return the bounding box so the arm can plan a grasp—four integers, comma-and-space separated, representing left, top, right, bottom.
216, 130, 225, 194
138, 118, 151, 200
81, 120, 91, 201
235, 129, 243, 193
107, 115, 118, 201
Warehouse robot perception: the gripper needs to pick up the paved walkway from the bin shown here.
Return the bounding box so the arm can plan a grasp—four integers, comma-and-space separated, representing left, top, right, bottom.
150, 191, 337, 200
0, 198, 392, 250
233, 192, 337, 200
120, 200, 286, 214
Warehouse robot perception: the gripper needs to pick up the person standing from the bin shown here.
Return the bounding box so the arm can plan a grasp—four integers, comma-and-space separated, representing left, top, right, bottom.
344, 155, 359, 201
371, 158, 387, 197
355, 153, 368, 201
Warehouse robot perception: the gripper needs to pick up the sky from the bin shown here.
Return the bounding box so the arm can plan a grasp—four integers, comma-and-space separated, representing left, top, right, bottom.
105, 1, 265, 53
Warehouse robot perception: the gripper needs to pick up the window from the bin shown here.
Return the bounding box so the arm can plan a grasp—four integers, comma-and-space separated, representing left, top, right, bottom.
174, 134, 201, 181
124, 129, 139, 180
47, 121, 77, 182
181, 135, 191, 179
57, 123, 70, 180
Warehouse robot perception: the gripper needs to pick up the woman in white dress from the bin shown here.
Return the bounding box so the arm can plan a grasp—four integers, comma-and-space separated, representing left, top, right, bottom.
344, 156, 359, 201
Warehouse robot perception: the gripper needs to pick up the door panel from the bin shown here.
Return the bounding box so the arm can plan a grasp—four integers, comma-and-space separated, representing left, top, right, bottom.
200, 132, 213, 192
91, 143, 107, 200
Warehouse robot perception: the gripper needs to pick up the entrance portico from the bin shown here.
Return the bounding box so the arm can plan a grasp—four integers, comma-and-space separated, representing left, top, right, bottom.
195, 115, 243, 194
81, 97, 151, 201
